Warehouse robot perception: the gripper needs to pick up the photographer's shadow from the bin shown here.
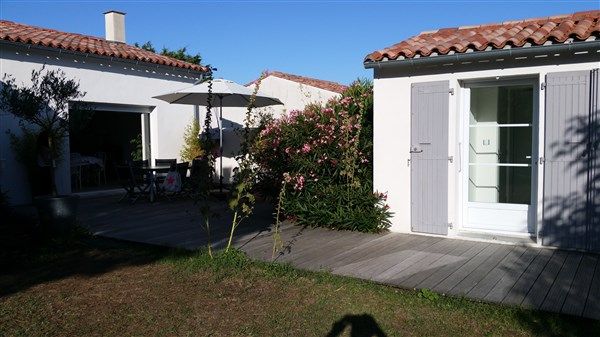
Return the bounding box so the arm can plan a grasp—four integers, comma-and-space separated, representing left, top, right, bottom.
325, 314, 388, 337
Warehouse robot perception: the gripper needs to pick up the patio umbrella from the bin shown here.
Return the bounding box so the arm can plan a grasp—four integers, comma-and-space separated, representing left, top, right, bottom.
153, 78, 283, 191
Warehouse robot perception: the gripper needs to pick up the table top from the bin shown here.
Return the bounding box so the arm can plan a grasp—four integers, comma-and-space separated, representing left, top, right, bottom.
71, 155, 104, 168
139, 165, 172, 172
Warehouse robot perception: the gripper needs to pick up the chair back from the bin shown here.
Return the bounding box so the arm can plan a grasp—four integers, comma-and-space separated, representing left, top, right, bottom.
155, 159, 177, 167
131, 159, 148, 167
190, 158, 203, 180
114, 164, 135, 189
176, 162, 190, 186
96, 152, 107, 166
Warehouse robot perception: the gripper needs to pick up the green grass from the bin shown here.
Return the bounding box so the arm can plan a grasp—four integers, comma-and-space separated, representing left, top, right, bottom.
1, 233, 598, 337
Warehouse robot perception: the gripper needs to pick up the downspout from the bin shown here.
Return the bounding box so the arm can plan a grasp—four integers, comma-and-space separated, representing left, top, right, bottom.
364, 41, 600, 70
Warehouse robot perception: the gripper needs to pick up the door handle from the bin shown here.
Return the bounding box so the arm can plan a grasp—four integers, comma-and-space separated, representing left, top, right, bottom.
410, 147, 423, 153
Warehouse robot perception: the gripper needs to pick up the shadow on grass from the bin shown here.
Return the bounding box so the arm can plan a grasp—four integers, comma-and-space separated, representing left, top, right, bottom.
511, 309, 600, 337
325, 314, 388, 337
0, 212, 176, 297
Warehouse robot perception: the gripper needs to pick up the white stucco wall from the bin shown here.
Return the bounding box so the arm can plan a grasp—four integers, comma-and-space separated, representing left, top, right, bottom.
200, 75, 342, 184
372, 55, 600, 236
0, 42, 202, 204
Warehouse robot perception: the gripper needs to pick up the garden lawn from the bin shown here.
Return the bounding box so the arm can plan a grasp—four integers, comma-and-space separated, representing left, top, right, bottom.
1, 235, 597, 337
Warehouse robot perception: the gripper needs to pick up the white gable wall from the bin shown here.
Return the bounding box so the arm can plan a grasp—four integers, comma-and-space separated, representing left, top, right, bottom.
373, 58, 599, 239
0, 43, 201, 204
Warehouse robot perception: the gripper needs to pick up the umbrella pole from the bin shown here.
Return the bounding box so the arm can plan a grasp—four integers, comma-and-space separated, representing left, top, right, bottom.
219, 96, 224, 193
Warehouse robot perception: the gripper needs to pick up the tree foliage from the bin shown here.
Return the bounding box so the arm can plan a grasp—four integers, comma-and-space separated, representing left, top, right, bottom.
0, 67, 88, 195
180, 119, 203, 162
134, 41, 202, 65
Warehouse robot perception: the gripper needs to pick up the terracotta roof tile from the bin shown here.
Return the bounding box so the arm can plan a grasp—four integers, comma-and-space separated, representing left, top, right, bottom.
0, 20, 207, 72
365, 10, 600, 63
248, 71, 348, 94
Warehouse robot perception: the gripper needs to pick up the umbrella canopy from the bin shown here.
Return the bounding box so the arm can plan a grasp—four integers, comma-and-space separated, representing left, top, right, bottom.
152, 78, 283, 107
153, 78, 283, 192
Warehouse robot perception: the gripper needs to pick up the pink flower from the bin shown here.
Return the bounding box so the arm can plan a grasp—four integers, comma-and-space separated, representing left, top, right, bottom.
301, 143, 311, 153
293, 175, 305, 190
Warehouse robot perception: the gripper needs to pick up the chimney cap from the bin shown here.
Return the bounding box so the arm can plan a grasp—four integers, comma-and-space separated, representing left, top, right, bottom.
103, 10, 126, 15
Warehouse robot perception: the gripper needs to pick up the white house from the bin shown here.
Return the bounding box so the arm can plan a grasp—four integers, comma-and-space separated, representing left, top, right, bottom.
0, 11, 207, 204
208, 71, 347, 183
365, 10, 599, 251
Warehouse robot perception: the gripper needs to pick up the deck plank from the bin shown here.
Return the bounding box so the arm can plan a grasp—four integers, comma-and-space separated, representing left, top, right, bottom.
502, 249, 554, 306
325, 234, 419, 270
521, 250, 568, 309
450, 245, 515, 296
390, 240, 477, 288
375, 240, 456, 283
484, 247, 539, 303
583, 255, 600, 320
294, 232, 379, 270
433, 244, 501, 294
417, 242, 489, 291
467, 246, 527, 299
561, 254, 598, 317
332, 235, 432, 275
540, 252, 583, 313
337, 237, 443, 280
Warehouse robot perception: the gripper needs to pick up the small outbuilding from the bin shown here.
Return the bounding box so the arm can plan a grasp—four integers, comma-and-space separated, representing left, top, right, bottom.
364, 10, 599, 251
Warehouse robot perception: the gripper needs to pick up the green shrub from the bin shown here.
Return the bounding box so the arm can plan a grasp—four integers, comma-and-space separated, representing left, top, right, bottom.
129, 133, 143, 161
253, 79, 391, 232
180, 118, 204, 162
284, 182, 391, 232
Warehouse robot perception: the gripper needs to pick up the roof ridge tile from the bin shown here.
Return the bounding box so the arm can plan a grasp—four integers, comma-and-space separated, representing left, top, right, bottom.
0, 19, 207, 72
365, 9, 600, 63
246, 70, 348, 94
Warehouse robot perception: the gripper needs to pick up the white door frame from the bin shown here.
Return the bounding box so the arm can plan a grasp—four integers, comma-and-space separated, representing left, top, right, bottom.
457, 77, 539, 236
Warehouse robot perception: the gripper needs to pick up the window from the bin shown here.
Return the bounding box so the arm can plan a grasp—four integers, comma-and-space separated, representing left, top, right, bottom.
468, 85, 534, 205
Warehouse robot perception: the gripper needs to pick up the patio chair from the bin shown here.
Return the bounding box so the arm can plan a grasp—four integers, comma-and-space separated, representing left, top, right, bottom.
156, 161, 189, 200
129, 159, 149, 183
154, 158, 177, 186
70, 153, 83, 190
95, 152, 107, 186
155, 158, 177, 167
175, 162, 190, 196
115, 164, 149, 204
131, 159, 148, 167
185, 158, 211, 199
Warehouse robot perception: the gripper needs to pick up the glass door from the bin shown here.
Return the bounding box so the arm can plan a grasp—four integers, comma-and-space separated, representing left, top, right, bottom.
463, 83, 536, 233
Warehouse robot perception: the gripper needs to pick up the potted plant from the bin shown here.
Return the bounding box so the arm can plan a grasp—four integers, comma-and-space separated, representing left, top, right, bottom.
1, 67, 87, 233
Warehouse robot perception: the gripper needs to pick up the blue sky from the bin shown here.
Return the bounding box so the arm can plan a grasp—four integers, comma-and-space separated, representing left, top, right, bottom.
1, 1, 598, 85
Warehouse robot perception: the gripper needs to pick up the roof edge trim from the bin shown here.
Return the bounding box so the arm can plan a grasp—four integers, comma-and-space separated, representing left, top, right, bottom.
364, 40, 600, 70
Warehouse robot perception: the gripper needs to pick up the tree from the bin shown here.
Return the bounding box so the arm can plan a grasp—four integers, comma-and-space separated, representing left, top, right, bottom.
180, 118, 203, 162
134, 41, 202, 65
0, 67, 87, 196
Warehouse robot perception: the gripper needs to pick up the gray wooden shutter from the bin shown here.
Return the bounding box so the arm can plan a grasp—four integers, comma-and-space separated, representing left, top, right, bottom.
542, 70, 596, 250
410, 81, 449, 235
589, 69, 600, 251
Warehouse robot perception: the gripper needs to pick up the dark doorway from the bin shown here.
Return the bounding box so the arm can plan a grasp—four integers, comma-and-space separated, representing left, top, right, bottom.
69, 110, 143, 191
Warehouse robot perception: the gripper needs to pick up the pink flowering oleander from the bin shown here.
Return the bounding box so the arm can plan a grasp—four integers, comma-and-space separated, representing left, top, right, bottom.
301, 144, 311, 153
251, 80, 388, 229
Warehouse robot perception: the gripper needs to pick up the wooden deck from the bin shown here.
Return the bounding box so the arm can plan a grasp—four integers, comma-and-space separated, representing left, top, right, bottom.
80, 196, 600, 320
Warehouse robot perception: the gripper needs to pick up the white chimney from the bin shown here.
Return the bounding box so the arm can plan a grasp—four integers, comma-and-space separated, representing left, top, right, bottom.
104, 10, 126, 43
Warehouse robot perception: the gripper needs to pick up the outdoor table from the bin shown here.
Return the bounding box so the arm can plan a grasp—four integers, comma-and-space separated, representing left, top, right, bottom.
139, 165, 171, 202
